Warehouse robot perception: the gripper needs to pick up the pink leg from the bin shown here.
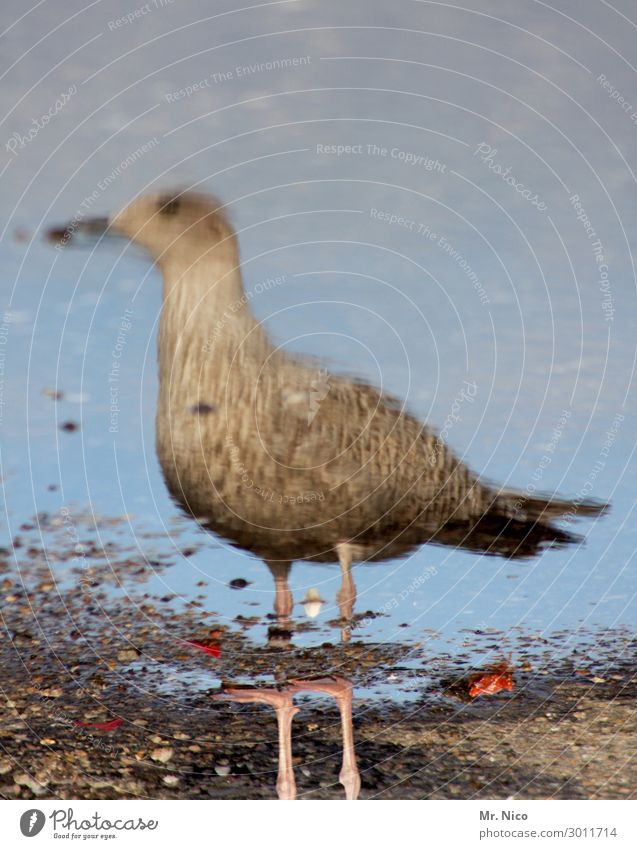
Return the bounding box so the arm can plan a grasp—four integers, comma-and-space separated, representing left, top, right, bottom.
214, 686, 299, 800
265, 560, 293, 622
289, 676, 361, 800
336, 543, 356, 642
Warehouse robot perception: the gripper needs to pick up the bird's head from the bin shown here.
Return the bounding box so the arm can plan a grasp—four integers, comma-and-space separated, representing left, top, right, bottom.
47, 190, 237, 265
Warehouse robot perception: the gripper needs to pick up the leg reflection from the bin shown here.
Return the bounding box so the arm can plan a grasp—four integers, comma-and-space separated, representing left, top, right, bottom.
336, 543, 356, 643
215, 676, 360, 800
214, 686, 299, 800
265, 559, 295, 649
289, 676, 360, 800
265, 560, 294, 623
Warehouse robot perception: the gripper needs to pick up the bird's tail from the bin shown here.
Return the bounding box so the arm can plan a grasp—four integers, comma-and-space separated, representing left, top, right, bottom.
430, 489, 608, 559
492, 488, 609, 523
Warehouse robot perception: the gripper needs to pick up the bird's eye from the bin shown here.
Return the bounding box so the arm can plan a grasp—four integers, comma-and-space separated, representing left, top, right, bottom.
160, 196, 181, 216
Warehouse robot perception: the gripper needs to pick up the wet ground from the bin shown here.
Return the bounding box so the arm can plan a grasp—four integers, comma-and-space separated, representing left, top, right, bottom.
1, 516, 635, 800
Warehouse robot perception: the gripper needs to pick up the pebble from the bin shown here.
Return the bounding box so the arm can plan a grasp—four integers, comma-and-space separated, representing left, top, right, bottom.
14, 773, 46, 795
40, 687, 63, 698
150, 747, 174, 763
117, 648, 141, 662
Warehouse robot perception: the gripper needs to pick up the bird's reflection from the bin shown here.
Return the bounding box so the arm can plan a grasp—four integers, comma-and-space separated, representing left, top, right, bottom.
48, 191, 607, 640
215, 677, 360, 800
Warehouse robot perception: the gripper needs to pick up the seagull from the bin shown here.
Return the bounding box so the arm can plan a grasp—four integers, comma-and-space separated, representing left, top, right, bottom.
47, 190, 607, 634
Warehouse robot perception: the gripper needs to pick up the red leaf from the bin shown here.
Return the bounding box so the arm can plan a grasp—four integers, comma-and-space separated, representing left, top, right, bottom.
184, 640, 221, 658
74, 718, 123, 731
469, 672, 514, 698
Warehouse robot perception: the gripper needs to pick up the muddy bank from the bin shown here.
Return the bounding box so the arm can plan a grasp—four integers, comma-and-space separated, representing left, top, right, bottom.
2, 623, 635, 798
0, 522, 635, 800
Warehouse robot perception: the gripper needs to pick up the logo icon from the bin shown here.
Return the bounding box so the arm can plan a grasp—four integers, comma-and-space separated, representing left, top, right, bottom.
20, 809, 45, 837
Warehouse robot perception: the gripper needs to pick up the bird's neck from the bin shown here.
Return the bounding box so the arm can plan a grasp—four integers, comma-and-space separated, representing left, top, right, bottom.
157, 252, 271, 398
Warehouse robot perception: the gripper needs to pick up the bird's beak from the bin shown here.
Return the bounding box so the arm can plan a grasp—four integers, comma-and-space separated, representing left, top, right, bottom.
45, 215, 114, 248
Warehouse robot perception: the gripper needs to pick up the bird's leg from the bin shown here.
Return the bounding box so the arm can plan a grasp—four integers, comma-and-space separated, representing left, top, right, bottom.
214, 686, 299, 800
265, 559, 294, 623
288, 676, 361, 800
336, 542, 356, 642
